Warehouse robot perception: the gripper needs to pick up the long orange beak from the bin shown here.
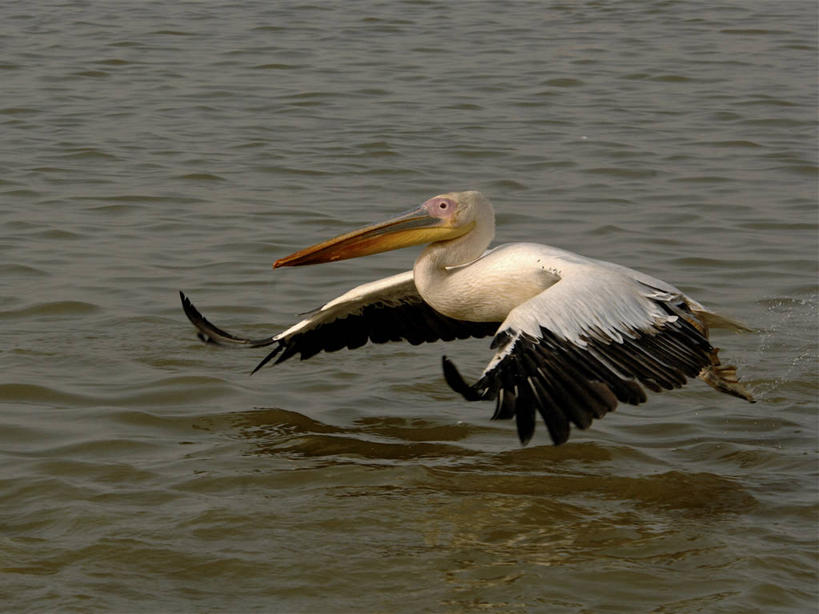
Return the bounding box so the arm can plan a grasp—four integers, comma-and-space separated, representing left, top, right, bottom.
274, 206, 471, 268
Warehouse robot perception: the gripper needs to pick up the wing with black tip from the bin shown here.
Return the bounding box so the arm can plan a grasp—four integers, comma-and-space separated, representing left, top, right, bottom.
180, 271, 498, 374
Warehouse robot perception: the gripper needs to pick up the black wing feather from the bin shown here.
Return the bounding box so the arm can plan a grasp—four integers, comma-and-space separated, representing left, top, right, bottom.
443, 300, 715, 446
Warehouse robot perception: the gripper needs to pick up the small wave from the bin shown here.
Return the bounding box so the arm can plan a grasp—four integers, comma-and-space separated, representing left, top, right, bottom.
0, 107, 40, 115
150, 29, 195, 36
95, 58, 130, 66
102, 376, 237, 408
271, 434, 477, 461
251, 63, 302, 70
0, 300, 99, 319
543, 78, 584, 87
30, 438, 166, 460
706, 140, 761, 148
0, 376, 236, 410
650, 74, 691, 82
488, 179, 527, 191
424, 467, 757, 515
0, 383, 95, 407
174, 173, 226, 182
232, 409, 487, 460
73, 70, 109, 79
584, 167, 658, 179
0, 263, 49, 277
59, 149, 118, 160
34, 228, 83, 240
720, 28, 786, 35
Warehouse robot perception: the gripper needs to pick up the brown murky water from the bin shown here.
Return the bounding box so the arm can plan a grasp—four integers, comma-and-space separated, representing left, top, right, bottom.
1, 2, 817, 612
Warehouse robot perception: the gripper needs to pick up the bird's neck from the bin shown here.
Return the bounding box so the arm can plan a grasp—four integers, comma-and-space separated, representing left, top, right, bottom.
412, 219, 495, 317
416, 220, 493, 271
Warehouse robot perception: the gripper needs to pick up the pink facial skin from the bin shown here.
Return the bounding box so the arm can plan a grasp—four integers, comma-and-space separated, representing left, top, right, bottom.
422, 196, 458, 221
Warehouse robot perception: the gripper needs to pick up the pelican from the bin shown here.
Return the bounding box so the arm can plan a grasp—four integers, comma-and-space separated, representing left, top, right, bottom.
181, 191, 753, 445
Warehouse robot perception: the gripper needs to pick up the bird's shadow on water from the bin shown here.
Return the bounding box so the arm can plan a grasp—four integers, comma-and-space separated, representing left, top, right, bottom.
224, 407, 758, 519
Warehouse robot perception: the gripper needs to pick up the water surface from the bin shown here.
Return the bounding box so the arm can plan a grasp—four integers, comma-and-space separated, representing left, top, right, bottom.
1, 1, 817, 612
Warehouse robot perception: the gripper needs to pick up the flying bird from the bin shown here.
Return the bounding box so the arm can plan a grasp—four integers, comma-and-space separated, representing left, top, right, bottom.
180, 191, 753, 445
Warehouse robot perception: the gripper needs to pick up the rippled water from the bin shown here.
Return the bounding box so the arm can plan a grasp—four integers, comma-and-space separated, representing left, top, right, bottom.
2, 1, 817, 612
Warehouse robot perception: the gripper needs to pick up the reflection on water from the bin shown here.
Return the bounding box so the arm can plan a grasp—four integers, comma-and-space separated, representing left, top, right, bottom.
234, 408, 756, 517
224, 407, 765, 611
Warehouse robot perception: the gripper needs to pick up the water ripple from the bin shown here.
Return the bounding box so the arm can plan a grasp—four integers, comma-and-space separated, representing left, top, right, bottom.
0, 1, 816, 612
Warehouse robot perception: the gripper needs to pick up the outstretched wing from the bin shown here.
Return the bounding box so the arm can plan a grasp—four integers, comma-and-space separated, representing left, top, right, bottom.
442, 264, 715, 445
181, 271, 499, 373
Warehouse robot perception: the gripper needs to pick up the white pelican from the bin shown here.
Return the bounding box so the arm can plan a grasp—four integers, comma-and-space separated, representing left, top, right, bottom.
181, 191, 753, 445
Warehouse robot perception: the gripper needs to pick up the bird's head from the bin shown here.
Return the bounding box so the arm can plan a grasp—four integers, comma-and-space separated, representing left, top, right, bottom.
421, 190, 493, 229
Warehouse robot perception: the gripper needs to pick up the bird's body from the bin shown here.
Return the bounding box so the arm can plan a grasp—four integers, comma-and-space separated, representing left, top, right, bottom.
181, 191, 753, 445
416, 243, 559, 322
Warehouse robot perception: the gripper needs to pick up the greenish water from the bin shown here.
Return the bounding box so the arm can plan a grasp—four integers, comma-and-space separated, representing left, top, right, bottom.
1, 2, 817, 612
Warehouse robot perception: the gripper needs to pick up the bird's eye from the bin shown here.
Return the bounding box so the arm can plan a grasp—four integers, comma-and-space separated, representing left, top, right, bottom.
439, 202, 448, 209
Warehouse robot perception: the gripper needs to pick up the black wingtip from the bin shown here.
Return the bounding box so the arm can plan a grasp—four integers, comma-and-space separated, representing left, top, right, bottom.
179, 290, 218, 344
442, 356, 482, 402
251, 345, 283, 375
179, 290, 195, 312
179, 290, 203, 324
179, 291, 279, 349
516, 422, 533, 446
